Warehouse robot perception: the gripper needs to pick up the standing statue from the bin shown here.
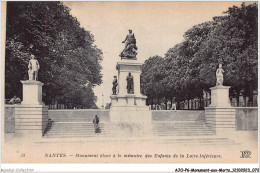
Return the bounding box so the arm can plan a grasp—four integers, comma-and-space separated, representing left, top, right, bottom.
216, 64, 224, 86
120, 29, 138, 60
112, 75, 118, 95
126, 72, 134, 94
28, 54, 40, 81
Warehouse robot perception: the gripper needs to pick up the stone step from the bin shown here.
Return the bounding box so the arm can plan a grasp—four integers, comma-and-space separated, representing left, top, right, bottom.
46, 125, 210, 129
45, 134, 214, 137
46, 127, 209, 131
47, 123, 207, 127
44, 121, 214, 137
45, 129, 212, 133
44, 111, 213, 139
45, 133, 214, 136
45, 131, 213, 134
46, 122, 207, 125
45, 131, 214, 136
49, 122, 205, 126
46, 129, 213, 133
41, 135, 235, 144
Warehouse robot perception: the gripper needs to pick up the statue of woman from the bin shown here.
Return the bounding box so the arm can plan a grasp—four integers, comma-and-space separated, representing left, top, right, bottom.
216, 64, 224, 86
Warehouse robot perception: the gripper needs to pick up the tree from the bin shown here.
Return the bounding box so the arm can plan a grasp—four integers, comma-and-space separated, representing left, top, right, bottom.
195, 3, 258, 103
5, 2, 103, 108
141, 56, 165, 105
141, 3, 258, 108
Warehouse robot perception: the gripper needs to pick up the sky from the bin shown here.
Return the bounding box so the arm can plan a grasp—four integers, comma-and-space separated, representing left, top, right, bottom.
63, 1, 247, 108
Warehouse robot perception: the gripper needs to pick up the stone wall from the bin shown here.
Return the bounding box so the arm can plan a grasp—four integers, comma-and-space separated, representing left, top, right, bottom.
4, 105, 15, 133
48, 109, 110, 122
236, 107, 258, 130
49, 110, 205, 122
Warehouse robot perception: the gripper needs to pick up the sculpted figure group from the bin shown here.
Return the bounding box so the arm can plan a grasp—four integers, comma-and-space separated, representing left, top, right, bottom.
120, 30, 138, 60
111, 72, 134, 95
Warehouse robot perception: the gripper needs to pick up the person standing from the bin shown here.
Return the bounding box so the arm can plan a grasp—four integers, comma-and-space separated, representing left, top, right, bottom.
167, 100, 171, 110
172, 102, 177, 110
93, 115, 100, 133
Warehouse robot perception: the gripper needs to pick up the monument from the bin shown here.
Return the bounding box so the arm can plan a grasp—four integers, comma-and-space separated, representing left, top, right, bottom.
15, 54, 48, 137
205, 64, 236, 133
110, 30, 151, 133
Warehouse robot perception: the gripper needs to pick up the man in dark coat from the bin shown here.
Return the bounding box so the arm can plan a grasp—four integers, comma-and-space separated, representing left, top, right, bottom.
93, 115, 100, 133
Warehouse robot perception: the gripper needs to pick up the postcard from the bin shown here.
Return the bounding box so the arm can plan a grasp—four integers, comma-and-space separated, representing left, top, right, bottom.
1, 1, 258, 166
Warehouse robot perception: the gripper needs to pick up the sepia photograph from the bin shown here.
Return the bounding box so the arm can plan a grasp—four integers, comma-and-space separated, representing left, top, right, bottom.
1, 0, 258, 169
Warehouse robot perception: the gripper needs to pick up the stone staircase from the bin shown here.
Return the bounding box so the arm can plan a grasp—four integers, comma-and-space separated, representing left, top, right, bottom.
42, 110, 238, 145
44, 121, 215, 138
153, 121, 215, 136
44, 122, 116, 138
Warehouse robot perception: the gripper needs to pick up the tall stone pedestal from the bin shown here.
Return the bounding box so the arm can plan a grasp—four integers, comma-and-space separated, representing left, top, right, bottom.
208, 85, 231, 107
205, 85, 236, 134
109, 60, 152, 134
15, 80, 48, 137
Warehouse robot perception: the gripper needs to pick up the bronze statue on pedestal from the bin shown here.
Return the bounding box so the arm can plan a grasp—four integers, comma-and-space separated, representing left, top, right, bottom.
126, 72, 134, 94
120, 30, 138, 60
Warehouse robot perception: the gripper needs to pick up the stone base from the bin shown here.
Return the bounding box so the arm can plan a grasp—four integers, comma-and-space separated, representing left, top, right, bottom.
205, 107, 236, 134
21, 80, 44, 105
110, 94, 147, 107
15, 104, 48, 137
209, 85, 231, 107
110, 122, 152, 135
110, 93, 150, 123
110, 106, 151, 123
110, 59, 151, 134
116, 60, 143, 96
121, 56, 137, 60
109, 105, 152, 134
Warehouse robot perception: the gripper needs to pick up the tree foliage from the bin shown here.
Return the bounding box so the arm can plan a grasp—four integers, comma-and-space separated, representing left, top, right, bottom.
5, 2, 103, 108
141, 56, 165, 104
141, 3, 258, 107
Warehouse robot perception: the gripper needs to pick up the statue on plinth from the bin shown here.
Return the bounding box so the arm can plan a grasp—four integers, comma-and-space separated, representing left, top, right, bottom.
28, 54, 40, 81
120, 29, 138, 60
126, 72, 134, 94
216, 64, 224, 86
112, 75, 118, 95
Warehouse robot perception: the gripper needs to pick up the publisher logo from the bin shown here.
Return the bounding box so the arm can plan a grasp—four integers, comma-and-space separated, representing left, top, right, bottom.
240, 150, 251, 158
